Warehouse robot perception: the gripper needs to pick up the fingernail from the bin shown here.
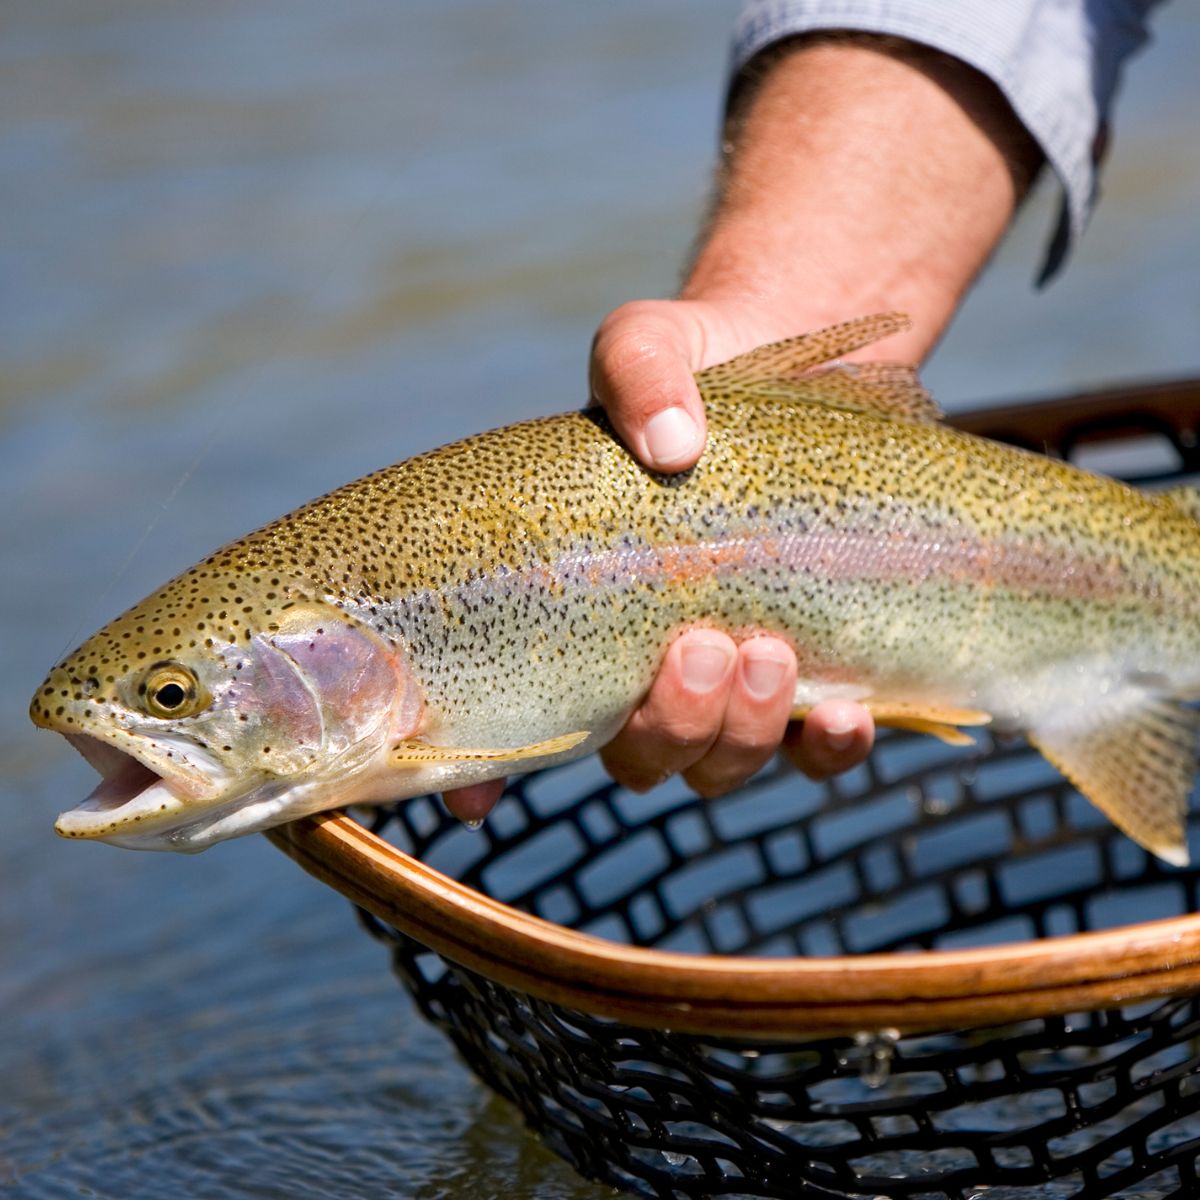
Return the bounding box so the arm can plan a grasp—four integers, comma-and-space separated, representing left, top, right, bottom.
680, 641, 732, 694
825, 725, 857, 751
742, 652, 788, 700
644, 407, 702, 469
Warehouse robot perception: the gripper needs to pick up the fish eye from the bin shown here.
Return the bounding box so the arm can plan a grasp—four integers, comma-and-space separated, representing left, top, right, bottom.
141, 663, 209, 720
155, 682, 186, 709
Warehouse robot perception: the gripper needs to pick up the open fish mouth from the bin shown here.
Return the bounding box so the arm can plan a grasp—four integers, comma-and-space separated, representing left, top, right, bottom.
55, 733, 194, 841
52, 732, 307, 852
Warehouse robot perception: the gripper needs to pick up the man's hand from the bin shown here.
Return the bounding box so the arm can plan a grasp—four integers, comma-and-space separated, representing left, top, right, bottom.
442, 32, 1040, 823
581, 33, 1039, 801
589, 297, 877, 791
440, 297, 874, 826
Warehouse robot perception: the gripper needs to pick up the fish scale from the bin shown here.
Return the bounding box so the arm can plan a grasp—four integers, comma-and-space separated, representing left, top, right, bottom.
30, 314, 1200, 856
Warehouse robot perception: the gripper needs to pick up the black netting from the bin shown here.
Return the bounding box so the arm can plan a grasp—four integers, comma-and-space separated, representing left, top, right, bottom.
347, 400, 1200, 1199
356, 731, 1200, 1200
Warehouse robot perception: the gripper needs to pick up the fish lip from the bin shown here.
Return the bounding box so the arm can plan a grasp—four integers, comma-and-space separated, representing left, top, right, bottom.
97, 781, 320, 852
51, 730, 323, 852
53, 730, 227, 843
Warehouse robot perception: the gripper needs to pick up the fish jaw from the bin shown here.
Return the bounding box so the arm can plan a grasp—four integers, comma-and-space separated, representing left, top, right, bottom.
47, 724, 398, 852
51, 730, 235, 846
82, 777, 333, 852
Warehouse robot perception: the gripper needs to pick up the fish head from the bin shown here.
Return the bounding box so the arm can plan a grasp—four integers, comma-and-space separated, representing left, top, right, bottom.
31, 573, 418, 852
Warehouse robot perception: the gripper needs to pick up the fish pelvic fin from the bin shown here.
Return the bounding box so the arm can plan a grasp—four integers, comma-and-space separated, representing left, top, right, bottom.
790, 699, 991, 747
865, 700, 991, 746
1028, 699, 1197, 867
1160, 485, 1200, 524
392, 729, 589, 766
694, 313, 941, 422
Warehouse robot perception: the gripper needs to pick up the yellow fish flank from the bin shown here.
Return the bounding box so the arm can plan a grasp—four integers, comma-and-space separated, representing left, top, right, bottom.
30, 314, 1200, 856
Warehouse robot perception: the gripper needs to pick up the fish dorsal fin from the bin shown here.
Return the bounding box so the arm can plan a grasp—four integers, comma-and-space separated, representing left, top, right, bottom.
697, 313, 911, 384
1161, 485, 1200, 524
1028, 699, 1196, 866
694, 312, 941, 421
801, 362, 941, 420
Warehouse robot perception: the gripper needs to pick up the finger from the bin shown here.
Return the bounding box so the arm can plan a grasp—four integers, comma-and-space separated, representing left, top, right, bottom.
783, 699, 875, 779
441, 779, 506, 824
682, 637, 798, 798
589, 301, 707, 472
600, 629, 736, 791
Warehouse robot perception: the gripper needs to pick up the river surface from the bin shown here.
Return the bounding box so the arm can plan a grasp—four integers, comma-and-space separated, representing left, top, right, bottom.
3, 4, 1198, 1198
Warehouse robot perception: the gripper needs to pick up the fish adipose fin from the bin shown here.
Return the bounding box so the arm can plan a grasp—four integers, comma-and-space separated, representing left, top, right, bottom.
392, 729, 589, 766
1028, 699, 1197, 867
695, 312, 941, 422
790, 700, 991, 747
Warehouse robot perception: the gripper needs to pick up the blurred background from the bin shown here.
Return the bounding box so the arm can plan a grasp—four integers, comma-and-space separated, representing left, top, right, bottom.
3, 3, 1197, 1197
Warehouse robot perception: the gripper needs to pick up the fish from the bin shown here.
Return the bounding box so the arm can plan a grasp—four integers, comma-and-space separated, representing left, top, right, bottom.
30, 313, 1200, 858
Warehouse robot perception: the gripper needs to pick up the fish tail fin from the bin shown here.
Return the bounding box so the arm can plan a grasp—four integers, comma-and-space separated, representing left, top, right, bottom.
1028, 698, 1196, 867
694, 313, 941, 421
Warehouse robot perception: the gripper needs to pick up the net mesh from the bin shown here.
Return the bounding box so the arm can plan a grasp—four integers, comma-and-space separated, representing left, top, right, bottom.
350, 400, 1200, 1198
358, 736, 1200, 1199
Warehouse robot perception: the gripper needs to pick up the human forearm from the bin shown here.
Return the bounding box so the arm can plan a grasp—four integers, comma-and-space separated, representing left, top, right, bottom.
685, 34, 1042, 362
583, 34, 1042, 799
448, 33, 1047, 821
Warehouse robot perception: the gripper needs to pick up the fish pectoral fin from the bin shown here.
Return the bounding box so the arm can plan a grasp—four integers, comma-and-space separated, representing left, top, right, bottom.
790, 700, 991, 747
392, 729, 590, 766
694, 313, 942, 422
1028, 700, 1197, 867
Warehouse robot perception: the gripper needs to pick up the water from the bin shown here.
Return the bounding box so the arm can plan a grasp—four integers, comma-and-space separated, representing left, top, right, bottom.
2, 3, 1198, 1198
850, 1028, 901, 1090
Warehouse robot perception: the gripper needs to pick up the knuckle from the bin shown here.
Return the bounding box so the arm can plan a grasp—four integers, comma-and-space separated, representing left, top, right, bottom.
684, 767, 746, 800
793, 759, 832, 782
597, 324, 667, 386
599, 752, 656, 794
719, 727, 777, 756
615, 771, 661, 795
783, 743, 838, 781
595, 300, 669, 347
656, 722, 715, 753
685, 744, 777, 800
592, 303, 688, 400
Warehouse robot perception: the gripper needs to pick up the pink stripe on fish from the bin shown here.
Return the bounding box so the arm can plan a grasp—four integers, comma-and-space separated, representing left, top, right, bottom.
547, 524, 1170, 607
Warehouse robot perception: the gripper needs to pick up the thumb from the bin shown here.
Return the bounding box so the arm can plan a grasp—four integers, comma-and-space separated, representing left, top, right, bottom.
589, 300, 708, 473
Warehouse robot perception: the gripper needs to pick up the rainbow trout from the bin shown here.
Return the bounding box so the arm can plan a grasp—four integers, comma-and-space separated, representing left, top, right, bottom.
30, 315, 1200, 857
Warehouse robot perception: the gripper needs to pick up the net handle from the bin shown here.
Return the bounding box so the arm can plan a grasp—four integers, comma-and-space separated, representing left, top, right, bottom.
950, 378, 1200, 468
